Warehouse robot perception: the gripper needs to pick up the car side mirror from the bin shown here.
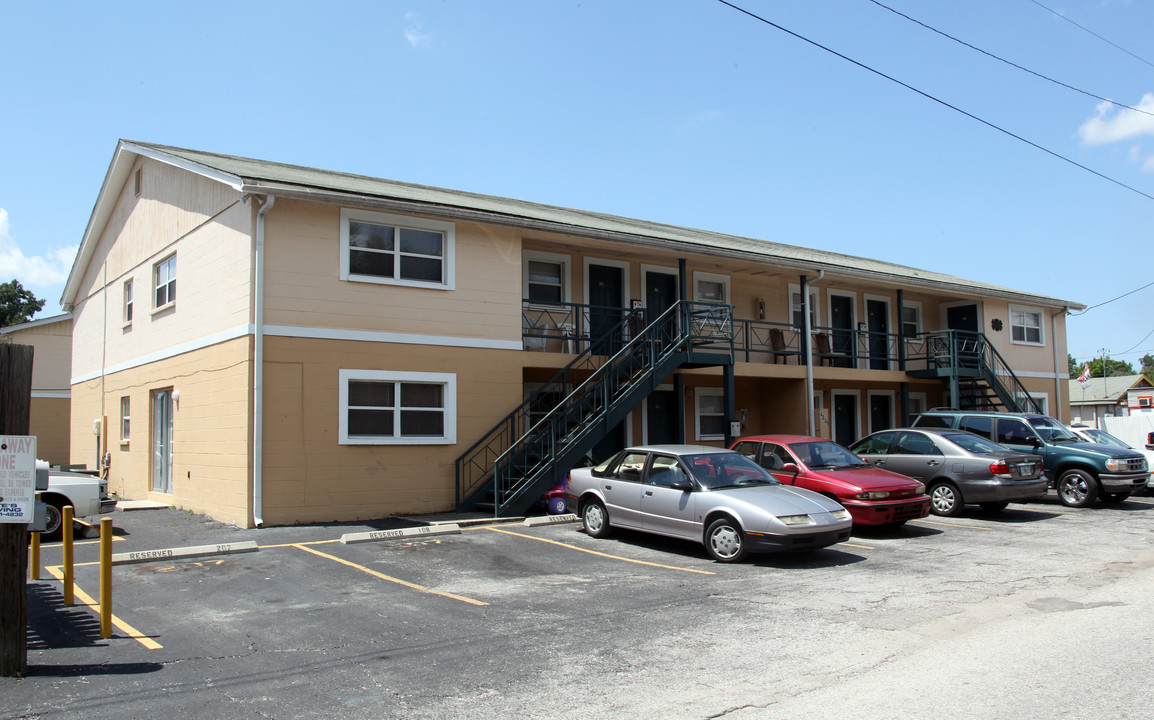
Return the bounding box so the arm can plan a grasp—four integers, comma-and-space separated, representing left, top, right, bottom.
781, 463, 800, 475
670, 480, 694, 492
1031, 437, 1043, 449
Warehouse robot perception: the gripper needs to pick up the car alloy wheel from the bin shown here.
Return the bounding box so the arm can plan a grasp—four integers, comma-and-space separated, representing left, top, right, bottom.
705, 517, 747, 563
1056, 469, 1097, 508
582, 500, 611, 538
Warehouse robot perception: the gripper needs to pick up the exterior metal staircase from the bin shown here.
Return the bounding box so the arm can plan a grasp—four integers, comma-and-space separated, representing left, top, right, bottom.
455, 300, 733, 517
906, 330, 1042, 413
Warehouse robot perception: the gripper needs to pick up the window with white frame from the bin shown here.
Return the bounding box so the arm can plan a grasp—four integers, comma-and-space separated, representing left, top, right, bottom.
154, 255, 176, 308
123, 279, 134, 324
120, 396, 130, 443
902, 302, 921, 337
695, 387, 726, 441
1010, 305, 1044, 345
523, 251, 569, 305
788, 284, 819, 329
693, 272, 729, 305
340, 208, 454, 289
1015, 391, 1048, 414
339, 370, 456, 444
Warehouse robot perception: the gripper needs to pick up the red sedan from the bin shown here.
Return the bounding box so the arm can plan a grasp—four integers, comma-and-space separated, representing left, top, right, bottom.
730, 435, 930, 527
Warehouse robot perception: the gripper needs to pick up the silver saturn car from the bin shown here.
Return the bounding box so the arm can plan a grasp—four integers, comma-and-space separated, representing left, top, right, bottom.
565, 445, 853, 562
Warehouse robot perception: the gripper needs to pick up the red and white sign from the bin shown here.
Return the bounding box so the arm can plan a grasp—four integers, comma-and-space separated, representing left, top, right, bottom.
0, 435, 37, 523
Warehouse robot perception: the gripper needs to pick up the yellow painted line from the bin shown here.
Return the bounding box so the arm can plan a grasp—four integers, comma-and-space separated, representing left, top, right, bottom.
839, 542, 876, 550
912, 519, 992, 530
260, 538, 339, 549
484, 526, 717, 575
44, 566, 162, 649
291, 543, 488, 606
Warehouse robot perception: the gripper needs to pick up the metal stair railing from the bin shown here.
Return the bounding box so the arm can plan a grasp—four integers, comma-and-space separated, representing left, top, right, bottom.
489, 300, 732, 517
455, 306, 644, 511
907, 330, 1041, 412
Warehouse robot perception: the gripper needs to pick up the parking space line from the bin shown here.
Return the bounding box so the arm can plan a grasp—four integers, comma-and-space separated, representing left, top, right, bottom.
43, 566, 163, 649
484, 527, 717, 574
290, 543, 489, 606
912, 519, 992, 530
839, 541, 875, 550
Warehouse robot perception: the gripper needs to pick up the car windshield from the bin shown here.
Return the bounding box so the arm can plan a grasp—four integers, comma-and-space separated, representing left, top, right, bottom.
683, 453, 779, 490
1028, 416, 1079, 443
943, 433, 1008, 454
1079, 429, 1132, 449
788, 441, 869, 470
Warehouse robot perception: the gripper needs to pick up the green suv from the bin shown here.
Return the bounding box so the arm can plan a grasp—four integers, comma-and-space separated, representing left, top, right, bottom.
911, 410, 1150, 507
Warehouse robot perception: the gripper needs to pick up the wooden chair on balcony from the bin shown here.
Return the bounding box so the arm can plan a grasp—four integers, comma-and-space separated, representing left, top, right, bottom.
813, 332, 833, 367
769, 328, 788, 364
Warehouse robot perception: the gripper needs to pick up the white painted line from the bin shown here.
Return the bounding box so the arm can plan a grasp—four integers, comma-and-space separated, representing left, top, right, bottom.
111, 540, 259, 565
523, 513, 579, 527
341, 524, 461, 544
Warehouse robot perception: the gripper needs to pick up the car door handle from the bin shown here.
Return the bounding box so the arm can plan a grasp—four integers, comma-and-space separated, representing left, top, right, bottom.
604, 484, 612, 491
926, 460, 940, 466
644, 490, 653, 496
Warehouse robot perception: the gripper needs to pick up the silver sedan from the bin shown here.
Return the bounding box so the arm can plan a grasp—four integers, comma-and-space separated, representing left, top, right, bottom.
850, 428, 1047, 516
565, 445, 853, 562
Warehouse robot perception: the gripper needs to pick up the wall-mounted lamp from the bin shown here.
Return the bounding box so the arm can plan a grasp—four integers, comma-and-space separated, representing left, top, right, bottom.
171, 389, 180, 408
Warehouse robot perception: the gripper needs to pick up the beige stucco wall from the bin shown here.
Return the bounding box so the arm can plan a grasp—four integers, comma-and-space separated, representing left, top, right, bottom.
71, 157, 253, 380
262, 199, 522, 341
71, 336, 252, 527
2, 316, 73, 466
260, 336, 522, 525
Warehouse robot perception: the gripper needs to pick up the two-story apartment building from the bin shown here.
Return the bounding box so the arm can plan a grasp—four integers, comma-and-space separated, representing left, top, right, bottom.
61, 140, 1081, 528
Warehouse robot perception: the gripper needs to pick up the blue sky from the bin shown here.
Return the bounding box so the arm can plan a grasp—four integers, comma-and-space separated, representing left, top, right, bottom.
2, 0, 1151, 368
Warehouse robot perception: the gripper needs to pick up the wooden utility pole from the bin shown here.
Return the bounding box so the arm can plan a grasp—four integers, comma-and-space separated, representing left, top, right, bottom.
1, 343, 34, 677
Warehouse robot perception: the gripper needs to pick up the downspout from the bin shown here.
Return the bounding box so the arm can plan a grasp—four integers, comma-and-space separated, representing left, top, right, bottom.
803, 269, 825, 436
253, 194, 275, 528
1053, 307, 1068, 420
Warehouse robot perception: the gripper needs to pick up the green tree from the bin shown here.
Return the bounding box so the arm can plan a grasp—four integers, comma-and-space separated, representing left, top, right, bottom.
1140, 354, 1154, 381
1084, 357, 1135, 378
0, 279, 45, 327
1068, 353, 1079, 378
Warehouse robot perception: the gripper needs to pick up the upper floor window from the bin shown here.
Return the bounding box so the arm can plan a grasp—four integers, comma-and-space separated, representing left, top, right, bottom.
693, 272, 729, 305
1010, 305, 1043, 345
902, 302, 921, 337
123, 279, 134, 324
338, 369, 457, 445
340, 208, 455, 290
523, 251, 569, 305
788, 284, 819, 329
154, 255, 176, 309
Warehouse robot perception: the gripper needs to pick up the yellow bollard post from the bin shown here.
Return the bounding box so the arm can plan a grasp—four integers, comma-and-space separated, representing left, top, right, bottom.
62, 505, 74, 606
29, 493, 40, 581
99, 517, 112, 639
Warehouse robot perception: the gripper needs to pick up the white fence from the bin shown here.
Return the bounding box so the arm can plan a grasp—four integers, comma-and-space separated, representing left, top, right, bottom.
1102, 413, 1154, 449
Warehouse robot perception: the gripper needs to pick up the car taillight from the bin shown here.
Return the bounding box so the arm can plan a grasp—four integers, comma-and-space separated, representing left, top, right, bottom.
989, 460, 1012, 479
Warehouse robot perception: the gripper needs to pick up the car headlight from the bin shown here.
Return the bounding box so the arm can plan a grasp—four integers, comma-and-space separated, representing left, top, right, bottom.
778, 514, 814, 526
1105, 459, 1130, 472
830, 509, 851, 522
855, 491, 891, 500
913, 484, 925, 494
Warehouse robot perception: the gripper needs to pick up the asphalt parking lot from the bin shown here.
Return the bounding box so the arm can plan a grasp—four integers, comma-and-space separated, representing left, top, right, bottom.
5, 492, 1154, 720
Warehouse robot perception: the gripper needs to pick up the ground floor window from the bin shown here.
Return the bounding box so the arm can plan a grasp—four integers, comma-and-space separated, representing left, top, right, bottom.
695, 387, 726, 441
339, 370, 457, 444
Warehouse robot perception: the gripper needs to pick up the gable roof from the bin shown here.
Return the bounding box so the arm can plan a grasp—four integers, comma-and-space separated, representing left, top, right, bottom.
62, 139, 1086, 311
1069, 374, 1154, 404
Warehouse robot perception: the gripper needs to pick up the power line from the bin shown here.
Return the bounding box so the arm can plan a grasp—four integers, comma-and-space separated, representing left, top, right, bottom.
1027, 0, 1154, 70
1068, 279, 1154, 316
713, 0, 1154, 203
866, 0, 1154, 118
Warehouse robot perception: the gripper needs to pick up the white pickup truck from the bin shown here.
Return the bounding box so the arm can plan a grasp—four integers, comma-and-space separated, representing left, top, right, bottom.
40, 467, 117, 540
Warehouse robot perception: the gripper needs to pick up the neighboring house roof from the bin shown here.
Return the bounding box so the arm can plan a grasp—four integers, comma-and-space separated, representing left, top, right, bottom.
1068, 375, 1153, 405
0, 312, 73, 336
62, 139, 1086, 312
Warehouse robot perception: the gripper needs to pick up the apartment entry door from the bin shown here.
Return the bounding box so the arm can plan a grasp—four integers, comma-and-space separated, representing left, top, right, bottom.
947, 303, 980, 369
866, 298, 889, 370
833, 393, 858, 448
829, 295, 855, 368
152, 389, 174, 494
644, 269, 677, 346
588, 263, 624, 356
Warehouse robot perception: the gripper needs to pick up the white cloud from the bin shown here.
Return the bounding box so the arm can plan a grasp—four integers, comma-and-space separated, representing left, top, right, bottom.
1078, 93, 1154, 145
0, 208, 77, 306
403, 12, 432, 48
